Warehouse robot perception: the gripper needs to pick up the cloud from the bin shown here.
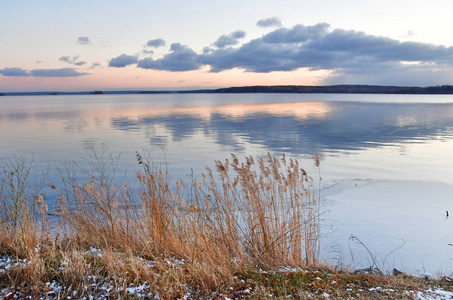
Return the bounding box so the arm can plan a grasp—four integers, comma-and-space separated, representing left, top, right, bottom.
0, 68, 30, 76
89, 62, 102, 69
322, 63, 453, 86
77, 36, 91, 45
213, 30, 246, 48
142, 49, 154, 55
108, 22, 453, 85
29, 68, 89, 77
137, 43, 201, 71
0, 68, 89, 77
262, 23, 330, 43
256, 17, 282, 28
198, 23, 453, 77
59, 55, 86, 66
146, 38, 166, 48
109, 54, 138, 67
59, 56, 74, 63
402, 30, 416, 38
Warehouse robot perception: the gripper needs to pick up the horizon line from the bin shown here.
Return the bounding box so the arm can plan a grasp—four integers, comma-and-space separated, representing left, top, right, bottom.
2, 83, 453, 96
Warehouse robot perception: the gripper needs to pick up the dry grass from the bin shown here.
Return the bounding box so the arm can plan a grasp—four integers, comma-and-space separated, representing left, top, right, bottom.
189, 153, 320, 268
0, 151, 449, 298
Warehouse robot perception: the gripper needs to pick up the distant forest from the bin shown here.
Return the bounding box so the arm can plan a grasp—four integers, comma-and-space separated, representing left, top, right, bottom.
207, 84, 453, 94
3, 84, 453, 96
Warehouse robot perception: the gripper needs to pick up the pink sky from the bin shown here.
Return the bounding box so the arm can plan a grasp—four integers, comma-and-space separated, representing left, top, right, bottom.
2, 1, 453, 92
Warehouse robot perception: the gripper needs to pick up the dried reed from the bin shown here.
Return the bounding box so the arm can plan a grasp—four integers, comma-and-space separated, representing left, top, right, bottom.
0, 151, 322, 295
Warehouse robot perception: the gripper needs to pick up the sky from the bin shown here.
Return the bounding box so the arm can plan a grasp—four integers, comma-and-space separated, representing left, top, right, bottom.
2, 0, 453, 92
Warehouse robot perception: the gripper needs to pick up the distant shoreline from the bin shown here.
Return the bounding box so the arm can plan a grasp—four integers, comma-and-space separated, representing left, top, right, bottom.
2, 84, 453, 96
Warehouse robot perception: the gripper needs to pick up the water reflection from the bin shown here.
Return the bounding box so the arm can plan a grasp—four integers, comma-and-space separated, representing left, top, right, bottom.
149, 135, 168, 148
2, 95, 453, 180
82, 138, 96, 150
8, 112, 29, 122
110, 101, 453, 155
34, 111, 80, 120
63, 118, 88, 133
2, 95, 453, 275
141, 115, 207, 142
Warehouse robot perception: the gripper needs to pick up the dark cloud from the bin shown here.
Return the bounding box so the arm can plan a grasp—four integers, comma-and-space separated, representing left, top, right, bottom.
199, 38, 303, 72
89, 62, 102, 69
146, 38, 166, 48
256, 17, 282, 28
262, 23, 330, 43
59, 55, 85, 66
29, 68, 89, 77
0, 68, 30, 76
109, 54, 138, 67
142, 49, 154, 55
77, 37, 91, 45
199, 23, 453, 77
108, 22, 453, 84
59, 56, 73, 63
323, 65, 453, 86
0, 67, 89, 77
202, 47, 216, 55
213, 30, 246, 48
137, 43, 201, 71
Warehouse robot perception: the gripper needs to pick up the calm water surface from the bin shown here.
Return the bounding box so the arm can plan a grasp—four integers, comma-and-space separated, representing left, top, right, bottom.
1, 93, 453, 274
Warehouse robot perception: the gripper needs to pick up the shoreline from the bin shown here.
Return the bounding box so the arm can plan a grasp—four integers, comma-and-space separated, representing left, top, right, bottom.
3, 84, 453, 96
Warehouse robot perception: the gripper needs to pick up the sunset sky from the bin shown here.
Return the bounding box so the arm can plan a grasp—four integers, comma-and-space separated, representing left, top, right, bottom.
2, 0, 453, 92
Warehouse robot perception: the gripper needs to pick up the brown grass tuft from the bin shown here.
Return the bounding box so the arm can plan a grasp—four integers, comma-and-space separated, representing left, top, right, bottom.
0, 151, 323, 297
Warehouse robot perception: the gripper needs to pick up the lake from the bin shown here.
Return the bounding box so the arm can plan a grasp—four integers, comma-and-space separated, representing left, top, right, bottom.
1, 93, 453, 276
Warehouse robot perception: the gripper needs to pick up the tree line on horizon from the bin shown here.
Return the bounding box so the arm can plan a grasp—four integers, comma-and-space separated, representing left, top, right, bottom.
210, 84, 453, 94
3, 84, 453, 96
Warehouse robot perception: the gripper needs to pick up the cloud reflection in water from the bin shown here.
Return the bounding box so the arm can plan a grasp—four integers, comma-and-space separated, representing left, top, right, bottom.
110, 101, 453, 156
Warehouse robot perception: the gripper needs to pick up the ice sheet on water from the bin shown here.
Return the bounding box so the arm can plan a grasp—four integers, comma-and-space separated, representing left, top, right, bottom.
322, 179, 453, 276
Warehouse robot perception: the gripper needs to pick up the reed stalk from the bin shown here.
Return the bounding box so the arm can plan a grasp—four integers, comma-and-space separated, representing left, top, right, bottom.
0, 151, 322, 295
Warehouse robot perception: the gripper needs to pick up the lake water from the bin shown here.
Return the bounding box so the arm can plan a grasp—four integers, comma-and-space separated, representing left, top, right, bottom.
1, 93, 453, 275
